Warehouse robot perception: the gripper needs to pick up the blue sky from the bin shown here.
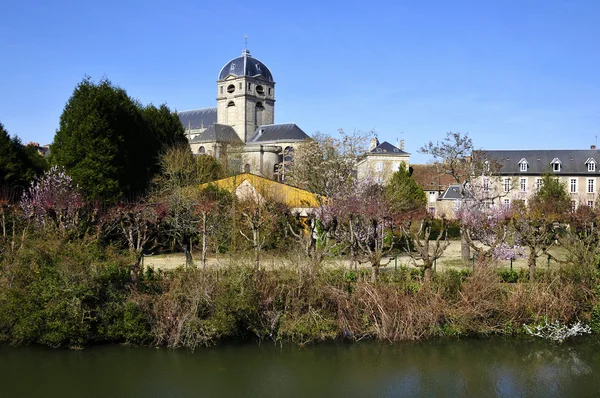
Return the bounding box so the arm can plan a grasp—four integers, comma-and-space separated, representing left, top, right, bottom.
1, 0, 598, 163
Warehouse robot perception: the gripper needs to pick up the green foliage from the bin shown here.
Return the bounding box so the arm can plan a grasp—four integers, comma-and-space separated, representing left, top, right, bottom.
529, 173, 571, 222
51, 77, 185, 202
385, 163, 426, 214
0, 122, 47, 191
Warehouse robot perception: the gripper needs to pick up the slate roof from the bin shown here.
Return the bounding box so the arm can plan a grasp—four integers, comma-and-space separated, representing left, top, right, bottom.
178, 108, 217, 130
190, 124, 243, 144
369, 141, 410, 156
440, 184, 469, 200
479, 149, 600, 175
247, 123, 310, 144
218, 49, 274, 82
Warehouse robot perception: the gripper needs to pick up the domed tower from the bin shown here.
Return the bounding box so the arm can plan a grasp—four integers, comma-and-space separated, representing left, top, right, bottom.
216, 49, 275, 142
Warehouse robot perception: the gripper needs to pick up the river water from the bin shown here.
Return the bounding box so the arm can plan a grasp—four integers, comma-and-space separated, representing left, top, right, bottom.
2, 337, 600, 397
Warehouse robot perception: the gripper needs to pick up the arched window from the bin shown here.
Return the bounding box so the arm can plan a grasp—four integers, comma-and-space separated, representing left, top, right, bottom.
244, 164, 251, 173
198, 146, 205, 154
227, 101, 235, 107
283, 146, 294, 163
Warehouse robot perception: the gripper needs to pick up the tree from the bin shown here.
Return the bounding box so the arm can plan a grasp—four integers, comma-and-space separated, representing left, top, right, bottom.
385, 163, 426, 214
510, 174, 570, 280
51, 77, 186, 202
420, 132, 505, 262
288, 129, 369, 196
20, 166, 85, 237
0, 122, 46, 192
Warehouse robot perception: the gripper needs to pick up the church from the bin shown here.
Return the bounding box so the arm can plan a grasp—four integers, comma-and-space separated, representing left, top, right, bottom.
177, 47, 311, 180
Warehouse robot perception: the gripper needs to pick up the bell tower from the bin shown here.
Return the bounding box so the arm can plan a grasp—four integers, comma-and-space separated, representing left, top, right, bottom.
216, 48, 275, 142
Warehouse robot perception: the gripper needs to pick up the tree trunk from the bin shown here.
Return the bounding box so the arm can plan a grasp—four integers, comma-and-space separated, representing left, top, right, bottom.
184, 240, 193, 268
461, 229, 470, 262
424, 266, 432, 284
371, 262, 379, 283
201, 213, 207, 270
254, 247, 260, 272
528, 247, 536, 281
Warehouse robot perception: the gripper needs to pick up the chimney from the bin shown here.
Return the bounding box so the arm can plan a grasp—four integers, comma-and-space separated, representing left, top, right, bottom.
369, 137, 379, 151
591, 145, 597, 150
400, 139, 405, 151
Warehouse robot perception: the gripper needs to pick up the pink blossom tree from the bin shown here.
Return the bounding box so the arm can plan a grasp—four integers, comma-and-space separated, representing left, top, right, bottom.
20, 166, 85, 237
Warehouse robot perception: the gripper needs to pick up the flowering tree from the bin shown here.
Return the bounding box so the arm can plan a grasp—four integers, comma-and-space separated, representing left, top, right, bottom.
20, 166, 84, 236
324, 179, 395, 282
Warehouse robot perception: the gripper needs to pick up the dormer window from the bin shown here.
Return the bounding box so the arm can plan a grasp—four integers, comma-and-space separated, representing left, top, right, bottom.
518, 158, 528, 172
551, 158, 561, 172
586, 158, 596, 172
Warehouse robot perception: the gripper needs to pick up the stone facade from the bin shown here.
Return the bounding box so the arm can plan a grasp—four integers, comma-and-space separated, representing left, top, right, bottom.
179, 48, 309, 179
356, 138, 410, 184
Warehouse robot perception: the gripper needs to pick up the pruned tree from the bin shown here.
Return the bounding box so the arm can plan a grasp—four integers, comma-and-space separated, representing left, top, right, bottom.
238, 198, 282, 272
105, 201, 162, 259
401, 215, 450, 284
509, 174, 570, 280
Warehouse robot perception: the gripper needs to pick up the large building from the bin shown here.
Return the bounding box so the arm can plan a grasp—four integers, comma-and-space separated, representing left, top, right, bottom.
479, 148, 600, 210
178, 48, 311, 180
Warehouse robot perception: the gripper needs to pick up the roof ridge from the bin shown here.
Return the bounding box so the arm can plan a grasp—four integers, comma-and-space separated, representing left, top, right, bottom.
178, 107, 217, 113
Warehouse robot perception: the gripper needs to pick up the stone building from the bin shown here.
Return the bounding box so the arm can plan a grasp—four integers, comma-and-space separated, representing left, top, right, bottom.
178, 48, 310, 179
355, 138, 410, 184
478, 148, 600, 210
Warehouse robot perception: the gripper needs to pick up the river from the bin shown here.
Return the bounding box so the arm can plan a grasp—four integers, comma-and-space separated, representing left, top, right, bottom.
2, 337, 600, 397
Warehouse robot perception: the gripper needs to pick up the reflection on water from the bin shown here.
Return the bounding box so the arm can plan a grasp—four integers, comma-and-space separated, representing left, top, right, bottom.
2, 337, 600, 397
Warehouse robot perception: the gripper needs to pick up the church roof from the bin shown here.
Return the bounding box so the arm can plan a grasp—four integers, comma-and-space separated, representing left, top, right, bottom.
218, 49, 274, 82
190, 124, 243, 144
369, 141, 410, 155
178, 108, 217, 130
247, 123, 310, 144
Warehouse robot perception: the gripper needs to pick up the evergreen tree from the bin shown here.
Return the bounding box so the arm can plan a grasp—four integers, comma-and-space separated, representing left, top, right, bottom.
385, 163, 426, 214
0, 122, 46, 192
51, 77, 186, 201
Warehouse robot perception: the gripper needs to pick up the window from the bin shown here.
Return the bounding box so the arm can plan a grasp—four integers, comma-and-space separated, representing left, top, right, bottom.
227, 84, 235, 93
551, 158, 561, 172
256, 85, 264, 95
588, 201, 594, 208
239, 83, 242, 90
220, 86, 223, 94
570, 178, 577, 193
519, 158, 528, 172
429, 191, 436, 203
429, 207, 436, 216
483, 178, 489, 192
503, 198, 510, 208
586, 158, 596, 172
571, 201, 577, 212
588, 178, 595, 193
504, 178, 511, 192
536, 178, 543, 190
520, 178, 527, 192
227, 101, 235, 107
376, 162, 383, 172
268, 88, 272, 96
198, 146, 205, 154
244, 164, 251, 173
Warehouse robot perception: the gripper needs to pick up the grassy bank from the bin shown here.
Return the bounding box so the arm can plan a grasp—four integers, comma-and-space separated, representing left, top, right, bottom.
0, 239, 599, 349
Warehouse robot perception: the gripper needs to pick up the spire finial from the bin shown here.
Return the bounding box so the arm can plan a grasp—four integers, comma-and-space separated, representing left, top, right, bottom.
244, 35, 248, 49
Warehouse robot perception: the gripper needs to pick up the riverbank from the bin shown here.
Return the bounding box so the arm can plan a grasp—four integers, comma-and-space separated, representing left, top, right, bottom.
0, 239, 598, 349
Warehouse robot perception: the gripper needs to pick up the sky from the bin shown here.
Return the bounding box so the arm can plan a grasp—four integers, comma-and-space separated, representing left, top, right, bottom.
1, 0, 599, 164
